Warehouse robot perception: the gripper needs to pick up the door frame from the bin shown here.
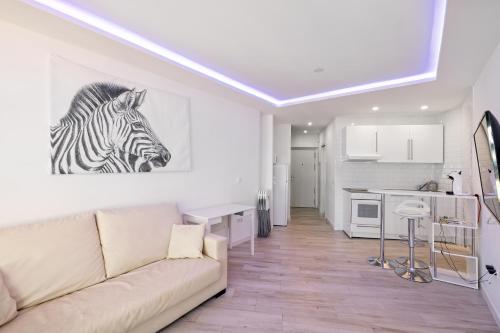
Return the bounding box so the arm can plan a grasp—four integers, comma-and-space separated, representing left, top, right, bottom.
290, 147, 318, 208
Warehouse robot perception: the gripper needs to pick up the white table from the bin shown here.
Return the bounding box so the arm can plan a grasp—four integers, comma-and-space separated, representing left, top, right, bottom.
183, 204, 256, 255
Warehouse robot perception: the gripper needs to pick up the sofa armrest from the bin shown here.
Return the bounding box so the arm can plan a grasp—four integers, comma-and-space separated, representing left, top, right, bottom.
203, 233, 227, 261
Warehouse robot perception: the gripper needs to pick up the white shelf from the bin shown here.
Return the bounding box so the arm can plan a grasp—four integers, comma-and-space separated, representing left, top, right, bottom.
433, 222, 477, 230
431, 251, 478, 289
432, 267, 479, 289
434, 249, 476, 259
432, 212, 478, 289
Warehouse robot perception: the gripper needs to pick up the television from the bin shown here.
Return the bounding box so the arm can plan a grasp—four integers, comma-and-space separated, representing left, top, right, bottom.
474, 110, 500, 222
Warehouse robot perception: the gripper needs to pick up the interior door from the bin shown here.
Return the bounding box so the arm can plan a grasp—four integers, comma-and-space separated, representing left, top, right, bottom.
377, 125, 411, 162
410, 125, 444, 163
291, 149, 316, 208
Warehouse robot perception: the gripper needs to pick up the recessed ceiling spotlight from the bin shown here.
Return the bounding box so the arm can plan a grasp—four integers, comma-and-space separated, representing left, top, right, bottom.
372, 106, 379, 111
313, 67, 324, 73
307, 122, 313, 126
420, 105, 429, 110
304, 130, 308, 134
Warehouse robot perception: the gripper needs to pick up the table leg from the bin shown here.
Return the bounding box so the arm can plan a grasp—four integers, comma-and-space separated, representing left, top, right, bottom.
368, 194, 391, 269
251, 209, 255, 256
227, 215, 232, 250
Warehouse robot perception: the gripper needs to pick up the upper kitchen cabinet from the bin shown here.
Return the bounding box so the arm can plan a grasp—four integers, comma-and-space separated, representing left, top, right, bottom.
343, 126, 381, 161
377, 125, 411, 163
378, 124, 443, 163
344, 124, 443, 163
410, 124, 443, 163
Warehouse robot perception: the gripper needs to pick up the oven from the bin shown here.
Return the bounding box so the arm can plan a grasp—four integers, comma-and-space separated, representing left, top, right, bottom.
351, 196, 381, 227
343, 189, 382, 238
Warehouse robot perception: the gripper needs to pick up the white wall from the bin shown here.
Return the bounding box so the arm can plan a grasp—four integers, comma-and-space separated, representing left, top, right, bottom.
291, 131, 319, 148
260, 114, 274, 226
0, 21, 260, 244
472, 41, 500, 326
273, 123, 291, 165
435, 95, 473, 193
320, 120, 336, 224
260, 115, 274, 192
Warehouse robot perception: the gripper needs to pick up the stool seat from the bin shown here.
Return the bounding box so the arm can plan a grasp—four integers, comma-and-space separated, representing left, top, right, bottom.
394, 200, 430, 218
392, 200, 432, 283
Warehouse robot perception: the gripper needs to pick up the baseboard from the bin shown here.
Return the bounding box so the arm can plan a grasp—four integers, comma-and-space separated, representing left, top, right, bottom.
482, 286, 500, 328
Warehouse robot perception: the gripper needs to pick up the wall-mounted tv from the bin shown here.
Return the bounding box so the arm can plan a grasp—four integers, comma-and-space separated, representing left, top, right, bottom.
474, 110, 500, 222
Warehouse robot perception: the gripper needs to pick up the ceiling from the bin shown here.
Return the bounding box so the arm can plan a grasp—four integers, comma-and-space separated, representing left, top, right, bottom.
38, 0, 437, 101
5, 0, 500, 128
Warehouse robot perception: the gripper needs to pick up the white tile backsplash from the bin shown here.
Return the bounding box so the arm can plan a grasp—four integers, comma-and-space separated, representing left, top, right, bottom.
340, 162, 438, 190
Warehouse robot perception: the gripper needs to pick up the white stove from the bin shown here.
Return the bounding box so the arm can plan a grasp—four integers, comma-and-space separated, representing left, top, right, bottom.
343, 188, 381, 238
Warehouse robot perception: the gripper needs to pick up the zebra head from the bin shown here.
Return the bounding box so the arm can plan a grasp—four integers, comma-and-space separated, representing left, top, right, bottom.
110, 89, 171, 172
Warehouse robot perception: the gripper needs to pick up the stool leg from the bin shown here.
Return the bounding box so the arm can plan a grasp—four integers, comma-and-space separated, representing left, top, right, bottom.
394, 217, 432, 283
408, 218, 415, 280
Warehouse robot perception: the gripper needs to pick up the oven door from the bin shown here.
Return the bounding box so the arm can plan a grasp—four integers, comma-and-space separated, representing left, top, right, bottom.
351, 199, 381, 226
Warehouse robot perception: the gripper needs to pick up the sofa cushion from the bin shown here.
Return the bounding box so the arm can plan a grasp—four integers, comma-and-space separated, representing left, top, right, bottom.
0, 213, 106, 309
168, 224, 205, 259
96, 203, 182, 278
0, 272, 16, 326
0, 258, 221, 333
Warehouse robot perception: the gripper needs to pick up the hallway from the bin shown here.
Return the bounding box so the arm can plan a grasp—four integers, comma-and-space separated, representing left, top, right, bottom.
165, 208, 498, 333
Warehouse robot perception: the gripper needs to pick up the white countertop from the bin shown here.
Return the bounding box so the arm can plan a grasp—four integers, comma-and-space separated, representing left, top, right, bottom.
367, 189, 477, 200
183, 204, 255, 219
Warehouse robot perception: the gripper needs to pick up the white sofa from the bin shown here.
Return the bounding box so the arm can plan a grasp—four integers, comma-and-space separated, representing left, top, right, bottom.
0, 203, 227, 333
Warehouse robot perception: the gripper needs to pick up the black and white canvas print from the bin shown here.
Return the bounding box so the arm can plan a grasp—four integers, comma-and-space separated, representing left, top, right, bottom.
50, 57, 191, 174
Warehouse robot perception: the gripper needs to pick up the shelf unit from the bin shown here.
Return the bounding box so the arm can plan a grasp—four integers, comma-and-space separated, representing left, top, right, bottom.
430, 196, 479, 289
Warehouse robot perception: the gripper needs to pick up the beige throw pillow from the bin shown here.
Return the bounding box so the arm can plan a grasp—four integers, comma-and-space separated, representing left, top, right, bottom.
0, 272, 17, 326
167, 224, 205, 259
96, 203, 182, 278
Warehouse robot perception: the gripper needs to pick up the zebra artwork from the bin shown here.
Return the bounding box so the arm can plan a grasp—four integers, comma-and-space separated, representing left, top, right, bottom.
50, 82, 171, 174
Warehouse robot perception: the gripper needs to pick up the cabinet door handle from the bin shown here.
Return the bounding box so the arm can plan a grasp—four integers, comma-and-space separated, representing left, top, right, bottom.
375, 132, 378, 153
407, 139, 411, 160
411, 139, 414, 160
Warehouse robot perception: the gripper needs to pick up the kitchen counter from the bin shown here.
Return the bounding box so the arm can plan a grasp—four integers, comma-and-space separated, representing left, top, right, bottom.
367, 189, 476, 200
342, 187, 369, 193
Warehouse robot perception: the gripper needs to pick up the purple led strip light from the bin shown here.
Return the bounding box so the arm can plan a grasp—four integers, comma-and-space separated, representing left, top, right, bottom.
23, 0, 447, 107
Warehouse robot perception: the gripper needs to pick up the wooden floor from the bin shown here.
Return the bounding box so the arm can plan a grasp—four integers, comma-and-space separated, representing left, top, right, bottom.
163, 208, 499, 333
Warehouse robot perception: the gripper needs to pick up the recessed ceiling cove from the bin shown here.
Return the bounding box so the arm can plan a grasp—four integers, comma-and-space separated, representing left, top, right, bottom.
24, 0, 446, 107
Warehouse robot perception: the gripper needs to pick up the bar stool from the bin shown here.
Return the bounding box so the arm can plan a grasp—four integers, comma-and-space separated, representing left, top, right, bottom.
392, 200, 433, 283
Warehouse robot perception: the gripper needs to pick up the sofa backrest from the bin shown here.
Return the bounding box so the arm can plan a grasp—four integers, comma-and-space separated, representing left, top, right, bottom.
0, 212, 106, 309
96, 202, 182, 278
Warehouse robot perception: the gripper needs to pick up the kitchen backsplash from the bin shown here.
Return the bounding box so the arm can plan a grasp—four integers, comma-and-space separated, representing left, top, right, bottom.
339, 162, 439, 190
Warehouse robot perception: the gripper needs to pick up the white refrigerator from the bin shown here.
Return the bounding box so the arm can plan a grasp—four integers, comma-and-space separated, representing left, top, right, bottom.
273, 164, 289, 226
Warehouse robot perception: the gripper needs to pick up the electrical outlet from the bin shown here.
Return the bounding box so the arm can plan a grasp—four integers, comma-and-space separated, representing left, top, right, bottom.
485, 265, 499, 282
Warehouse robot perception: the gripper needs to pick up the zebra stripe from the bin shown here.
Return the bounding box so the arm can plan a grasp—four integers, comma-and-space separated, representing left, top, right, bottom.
50, 82, 170, 174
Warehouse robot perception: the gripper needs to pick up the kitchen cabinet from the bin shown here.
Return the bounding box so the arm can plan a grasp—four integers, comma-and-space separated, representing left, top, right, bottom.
342, 126, 381, 161
370, 124, 443, 163
410, 125, 443, 163
377, 125, 411, 163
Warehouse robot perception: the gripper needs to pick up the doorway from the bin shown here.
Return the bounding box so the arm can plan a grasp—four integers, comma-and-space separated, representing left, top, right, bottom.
291, 149, 317, 208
